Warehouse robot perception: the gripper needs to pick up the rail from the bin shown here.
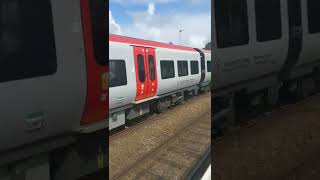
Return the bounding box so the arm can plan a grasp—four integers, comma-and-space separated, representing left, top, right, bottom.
186, 146, 211, 180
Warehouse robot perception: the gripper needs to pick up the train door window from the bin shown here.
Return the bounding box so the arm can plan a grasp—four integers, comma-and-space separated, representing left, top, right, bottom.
88, 0, 107, 65
307, 0, 320, 33
137, 54, 146, 82
214, 0, 249, 48
160, 60, 175, 79
207, 61, 212, 72
190, 61, 199, 75
148, 55, 155, 81
255, 0, 282, 42
0, 0, 57, 83
178, 61, 188, 77
109, 60, 127, 88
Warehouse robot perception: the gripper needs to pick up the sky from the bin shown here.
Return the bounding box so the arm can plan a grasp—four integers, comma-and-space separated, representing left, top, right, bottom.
109, 0, 211, 48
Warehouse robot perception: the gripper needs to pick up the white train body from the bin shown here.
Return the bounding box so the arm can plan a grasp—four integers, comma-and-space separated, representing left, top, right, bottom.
0, 0, 108, 179
212, 0, 320, 129
109, 35, 211, 130
156, 48, 202, 96
212, 0, 320, 94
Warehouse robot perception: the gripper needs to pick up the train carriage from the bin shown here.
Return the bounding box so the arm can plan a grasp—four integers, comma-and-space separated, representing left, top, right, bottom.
109, 34, 211, 130
212, 0, 320, 129
0, 0, 108, 179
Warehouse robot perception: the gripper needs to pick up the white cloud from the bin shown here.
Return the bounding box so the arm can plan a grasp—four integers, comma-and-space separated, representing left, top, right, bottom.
188, 35, 208, 49
188, 0, 204, 4
147, 3, 155, 15
109, 11, 122, 35
110, 0, 210, 48
121, 8, 210, 48
110, 0, 177, 5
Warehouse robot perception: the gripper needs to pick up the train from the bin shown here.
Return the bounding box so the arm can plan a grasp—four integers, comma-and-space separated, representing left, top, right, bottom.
109, 34, 211, 130
212, 0, 320, 130
0, 0, 107, 179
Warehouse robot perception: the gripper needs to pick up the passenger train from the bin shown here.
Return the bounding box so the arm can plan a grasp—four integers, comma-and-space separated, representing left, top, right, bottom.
0, 0, 107, 179
109, 34, 211, 130
212, 0, 320, 129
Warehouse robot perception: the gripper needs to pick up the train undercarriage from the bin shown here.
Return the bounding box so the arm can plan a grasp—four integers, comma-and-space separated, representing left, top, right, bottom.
213, 65, 320, 137
110, 85, 211, 132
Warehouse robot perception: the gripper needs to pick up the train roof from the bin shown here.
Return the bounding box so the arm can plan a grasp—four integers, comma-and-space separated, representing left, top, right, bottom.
109, 34, 211, 53
201, 49, 211, 53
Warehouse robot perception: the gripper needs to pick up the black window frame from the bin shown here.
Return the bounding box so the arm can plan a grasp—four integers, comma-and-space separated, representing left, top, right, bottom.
214, 0, 250, 48
0, 0, 57, 83
137, 54, 146, 82
160, 60, 175, 79
178, 61, 189, 77
190, 61, 199, 75
207, 61, 212, 72
109, 59, 127, 88
307, 0, 320, 34
148, 55, 156, 81
89, 0, 108, 65
255, 0, 282, 42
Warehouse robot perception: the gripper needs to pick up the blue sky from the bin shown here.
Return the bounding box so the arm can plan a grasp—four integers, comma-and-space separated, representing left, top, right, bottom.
109, 0, 211, 48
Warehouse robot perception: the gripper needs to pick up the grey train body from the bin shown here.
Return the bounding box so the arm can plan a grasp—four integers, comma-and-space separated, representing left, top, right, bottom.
212, 0, 320, 127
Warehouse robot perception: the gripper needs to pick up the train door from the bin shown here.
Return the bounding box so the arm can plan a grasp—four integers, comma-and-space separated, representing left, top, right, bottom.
294, 0, 320, 71
212, 0, 253, 89
133, 46, 158, 101
145, 48, 158, 98
280, 0, 303, 79
194, 48, 206, 84
0, 0, 90, 151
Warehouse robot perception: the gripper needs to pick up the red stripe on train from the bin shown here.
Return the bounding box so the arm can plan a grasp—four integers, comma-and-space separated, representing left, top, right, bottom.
109, 34, 197, 52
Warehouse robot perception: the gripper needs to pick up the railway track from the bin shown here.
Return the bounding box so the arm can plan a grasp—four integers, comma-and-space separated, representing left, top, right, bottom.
109, 93, 211, 180
214, 90, 320, 140
111, 112, 210, 180
213, 93, 320, 180
109, 92, 209, 138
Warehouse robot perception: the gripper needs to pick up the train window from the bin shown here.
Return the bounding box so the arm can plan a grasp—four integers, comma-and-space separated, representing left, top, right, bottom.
178, 61, 188, 77
137, 54, 146, 82
214, 0, 249, 48
255, 0, 282, 42
148, 55, 155, 81
160, 60, 175, 79
308, 0, 320, 33
0, 0, 57, 83
89, 0, 107, 65
190, 61, 199, 75
109, 60, 127, 88
207, 61, 212, 72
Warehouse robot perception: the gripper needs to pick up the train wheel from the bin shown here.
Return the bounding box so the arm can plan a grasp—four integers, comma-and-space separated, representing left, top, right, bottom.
313, 69, 320, 92
193, 89, 199, 96
154, 98, 172, 113
296, 78, 315, 100
265, 84, 281, 108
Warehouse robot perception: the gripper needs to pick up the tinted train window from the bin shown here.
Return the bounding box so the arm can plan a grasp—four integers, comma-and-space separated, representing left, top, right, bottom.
308, 0, 320, 33
137, 54, 146, 82
0, 0, 57, 83
160, 60, 175, 79
109, 60, 127, 88
178, 61, 188, 77
255, 0, 282, 41
214, 0, 249, 48
190, 61, 199, 75
148, 55, 155, 81
89, 0, 107, 65
207, 61, 212, 72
